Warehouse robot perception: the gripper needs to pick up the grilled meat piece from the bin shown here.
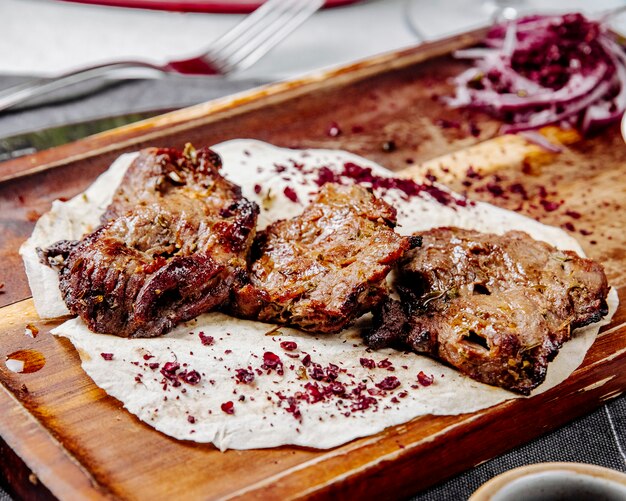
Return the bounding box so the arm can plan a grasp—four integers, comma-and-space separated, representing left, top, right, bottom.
40, 146, 259, 338
231, 183, 418, 334
365, 227, 610, 394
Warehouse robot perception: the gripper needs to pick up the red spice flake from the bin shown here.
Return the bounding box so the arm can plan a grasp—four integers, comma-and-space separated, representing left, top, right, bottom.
224, 349, 232, 355
563, 222, 576, 232
309, 365, 325, 381
328, 381, 346, 395
421, 184, 457, 206
304, 382, 325, 403
100, 353, 114, 361
262, 351, 284, 374
280, 341, 298, 351
343, 162, 373, 182
188, 415, 196, 424
350, 394, 377, 412
221, 401, 235, 415
376, 376, 401, 391
360, 358, 376, 369
377, 358, 393, 369
540, 199, 562, 212
537, 186, 548, 198
565, 210, 582, 219
417, 371, 434, 386
509, 183, 528, 199
309, 363, 339, 382
314, 166, 341, 187
580, 229, 593, 236
160, 361, 180, 381
283, 396, 302, 421
327, 121, 342, 137
199, 332, 214, 346
235, 368, 255, 384
254, 184, 262, 194
486, 182, 505, 197
466, 166, 482, 179
283, 186, 299, 203
148, 362, 160, 370
317, 160, 465, 208
134, 375, 142, 383
469, 121, 481, 137
181, 370, 201, 385
301, 353, 312, 367
143, 354, 154, 360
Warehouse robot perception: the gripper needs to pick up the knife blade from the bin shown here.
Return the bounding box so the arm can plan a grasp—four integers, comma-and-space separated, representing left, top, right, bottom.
0, 109, 168, 162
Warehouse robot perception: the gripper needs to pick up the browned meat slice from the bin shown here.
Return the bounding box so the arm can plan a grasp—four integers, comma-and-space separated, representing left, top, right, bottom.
39, 146, 259, 338
231, 183, 418, 334
365, 227, 610, 394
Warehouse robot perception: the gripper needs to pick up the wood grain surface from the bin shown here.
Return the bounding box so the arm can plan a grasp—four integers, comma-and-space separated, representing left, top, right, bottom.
1, 30, 625, 500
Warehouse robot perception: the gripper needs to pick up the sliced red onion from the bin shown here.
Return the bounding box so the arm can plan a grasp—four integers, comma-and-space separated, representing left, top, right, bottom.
448, 13, 626, 135
502, 80, 612, 133
518, 131, 563, 153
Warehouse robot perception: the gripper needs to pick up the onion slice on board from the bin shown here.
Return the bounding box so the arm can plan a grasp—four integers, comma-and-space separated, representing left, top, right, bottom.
447, 13, 626, 134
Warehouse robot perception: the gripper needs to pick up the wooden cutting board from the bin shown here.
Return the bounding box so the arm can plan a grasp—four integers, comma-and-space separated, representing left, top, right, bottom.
1, 30, 626, 500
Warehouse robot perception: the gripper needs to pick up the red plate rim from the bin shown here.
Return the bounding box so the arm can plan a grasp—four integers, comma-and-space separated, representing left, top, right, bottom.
59, 0, 363, 14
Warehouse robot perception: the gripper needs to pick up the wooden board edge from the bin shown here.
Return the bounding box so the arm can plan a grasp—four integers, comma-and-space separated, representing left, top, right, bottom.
0, 366, 112, 500
0, 27, 487, 184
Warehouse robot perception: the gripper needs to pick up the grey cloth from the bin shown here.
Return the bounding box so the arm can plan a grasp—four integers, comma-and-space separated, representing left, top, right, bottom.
1, 75, 625, 501
416, 398, 626, 500
0, 74, 265, 138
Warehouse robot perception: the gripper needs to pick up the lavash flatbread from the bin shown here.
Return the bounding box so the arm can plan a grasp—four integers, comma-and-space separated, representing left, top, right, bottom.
20, 140, 618, 450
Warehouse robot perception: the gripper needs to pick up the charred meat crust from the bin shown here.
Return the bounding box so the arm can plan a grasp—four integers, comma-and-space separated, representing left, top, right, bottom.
365, 227, 610, 395
41, 146, 259, 338
230, 183, 414, 334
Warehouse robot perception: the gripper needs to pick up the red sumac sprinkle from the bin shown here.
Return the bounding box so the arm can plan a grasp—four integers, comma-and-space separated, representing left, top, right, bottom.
376, 376, 401, 391
235, 368, 255, 384
100, 353, 114, 361
280, 341, 297, 351
263, 351, 282, 368
182, 370, 201, 385
283, 186, 299, 203
161, 361, 180, 381
360, 358, 376, 369
417, 371, 434, 386
199, 332, 214, 346
377, 358, 393, 369
221, 401, 235, 415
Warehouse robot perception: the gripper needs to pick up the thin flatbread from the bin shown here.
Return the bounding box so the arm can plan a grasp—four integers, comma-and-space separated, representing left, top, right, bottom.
20, 140, 618, 451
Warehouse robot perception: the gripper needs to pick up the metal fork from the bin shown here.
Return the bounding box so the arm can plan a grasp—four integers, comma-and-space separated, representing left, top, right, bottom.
0, 0, 324, 113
